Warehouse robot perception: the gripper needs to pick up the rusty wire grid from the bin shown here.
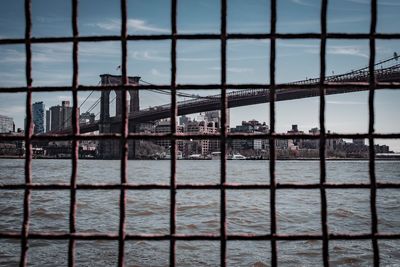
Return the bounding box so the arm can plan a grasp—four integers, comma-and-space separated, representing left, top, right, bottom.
0, 0, 400, 266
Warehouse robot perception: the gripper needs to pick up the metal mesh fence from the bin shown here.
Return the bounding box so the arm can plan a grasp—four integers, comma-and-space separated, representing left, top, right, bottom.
0, 0, 400, 266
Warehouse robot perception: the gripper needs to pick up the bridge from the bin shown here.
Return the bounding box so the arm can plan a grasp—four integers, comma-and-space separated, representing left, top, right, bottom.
51, 55, 400, 158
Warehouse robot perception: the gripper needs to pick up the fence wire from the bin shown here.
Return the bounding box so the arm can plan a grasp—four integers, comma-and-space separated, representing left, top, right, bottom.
0, 0, 400, 266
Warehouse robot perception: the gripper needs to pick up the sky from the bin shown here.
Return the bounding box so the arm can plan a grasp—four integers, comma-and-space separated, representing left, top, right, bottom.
0, 0, 399, 151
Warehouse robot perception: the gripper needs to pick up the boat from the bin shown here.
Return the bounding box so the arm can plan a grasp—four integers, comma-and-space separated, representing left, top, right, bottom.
188, 154, 203, 160
210, 151, 221, 160
164, 150, 183, 159
230, 153, 247, 160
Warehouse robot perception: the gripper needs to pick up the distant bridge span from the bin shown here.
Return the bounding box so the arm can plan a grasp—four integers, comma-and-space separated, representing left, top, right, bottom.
59, 62, 400, 134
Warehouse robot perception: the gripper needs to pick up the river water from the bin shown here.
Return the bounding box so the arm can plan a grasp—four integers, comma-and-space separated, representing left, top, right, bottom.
0, 159, 399, 266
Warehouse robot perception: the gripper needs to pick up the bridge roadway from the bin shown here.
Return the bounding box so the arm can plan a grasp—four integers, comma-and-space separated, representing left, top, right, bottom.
64, 63, 400, 134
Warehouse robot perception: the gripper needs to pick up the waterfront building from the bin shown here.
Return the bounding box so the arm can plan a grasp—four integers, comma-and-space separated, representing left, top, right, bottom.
46, 101, 74, 132
155, 120, 172, 148
374, 144, 391, 154
275, 138, 289, 149
241, 119, 269, 132
287, 124, 304, 147
185, 120, 218, 155
230, 120, 268, 151
253, 135, 262, 150
185, 120, 206, 155
353, 138, 365, 146
0, 127, 25, 156
47, 105, 62, 132
191, 110, 231, 129
154, 119, 184, 149
204, 110, 226, 128
0, 114, 14, 133
207, 121, 220, 153
45, 110, 51, 132
326, 130, 345, 152
32, 101, 45, 134
301, 127, 320, 149
80, 111, 96, 124
179, 115, 190, 126
138, 122, 155, 133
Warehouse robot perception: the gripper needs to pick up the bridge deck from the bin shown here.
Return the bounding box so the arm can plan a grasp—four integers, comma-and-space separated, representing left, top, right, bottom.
58, 63, 400, 134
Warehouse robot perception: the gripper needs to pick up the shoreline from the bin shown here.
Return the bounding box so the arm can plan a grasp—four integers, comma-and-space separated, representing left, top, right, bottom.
1, 156, 399, 161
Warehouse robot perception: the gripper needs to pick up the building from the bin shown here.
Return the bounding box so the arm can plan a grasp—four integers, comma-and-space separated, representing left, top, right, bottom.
230, 120, 268, 151
301, 127, 320, 149
276, 138, 289, 149
287, 124, 304, 147
45, 110, 51, 132
32, 102, 45, 134
179, 115, 190, 126
204, 109, 230, 129
46, 101, 74, 132
184, 119, 219, 155
0, 115, 14, 133
231, 124, 254, 151
375, 144, 391, 154
154, 119, 184, 149
353, 138, 365, 146
138, 122, 155, 133
80, 112, 96, 124
47, 106, 62, 132
155, 120, 172, 148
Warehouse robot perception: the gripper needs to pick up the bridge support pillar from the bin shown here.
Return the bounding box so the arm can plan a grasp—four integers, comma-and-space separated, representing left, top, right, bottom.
98, 74, 141, 159
99, 89, 117, 159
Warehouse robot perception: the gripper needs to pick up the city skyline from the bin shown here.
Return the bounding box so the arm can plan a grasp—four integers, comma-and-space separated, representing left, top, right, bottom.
0, 0, 399, 151
0, 99, 395, 155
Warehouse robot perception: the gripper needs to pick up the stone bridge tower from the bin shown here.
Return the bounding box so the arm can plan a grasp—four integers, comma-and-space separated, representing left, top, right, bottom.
99, 74, 140, 159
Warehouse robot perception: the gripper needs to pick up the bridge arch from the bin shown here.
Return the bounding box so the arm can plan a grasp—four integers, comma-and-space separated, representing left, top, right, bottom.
110, 90, 116, 117
99, 74, 141, 122
99, 74, 141, 159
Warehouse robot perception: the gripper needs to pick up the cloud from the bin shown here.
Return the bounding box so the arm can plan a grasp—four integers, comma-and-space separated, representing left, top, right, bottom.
326, 100, 366, 105
31, 43, 72, 63
93, 19, 169, 33
79, 43, 120, 58
345, 0, 400, 6
344, 0, 369, 4
280, 16, 368, 27
31, 72, 72, 86
277, 40, 371, 61
0, 70, 26, 86
150, 68, 169, 78
305, 45, 369, 58
328, 16, 369, 24
34, 16, 68, 24
326, 46, 369, 58
0, 48, 26, 63
0, 106, 25, 117
178, 57, 220, 62
0, 42, 120, 65
278, 42, 318, 49
280, 42, 368, 58
178, 73, 219, 81
131, 51, 169, 62
378, 0, 400, 5
130, 49, 268, 63
209, 67, 254, 73
291, 0, 317, 7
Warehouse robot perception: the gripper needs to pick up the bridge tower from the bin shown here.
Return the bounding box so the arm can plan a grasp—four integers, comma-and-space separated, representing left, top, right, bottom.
99, 74, 140, 159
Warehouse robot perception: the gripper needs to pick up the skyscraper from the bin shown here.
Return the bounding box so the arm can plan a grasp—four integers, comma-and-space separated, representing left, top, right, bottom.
46, 101, 74, 132
32, 102, 45, 134
61, 101, 72, 129
0, 114, 14, 133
